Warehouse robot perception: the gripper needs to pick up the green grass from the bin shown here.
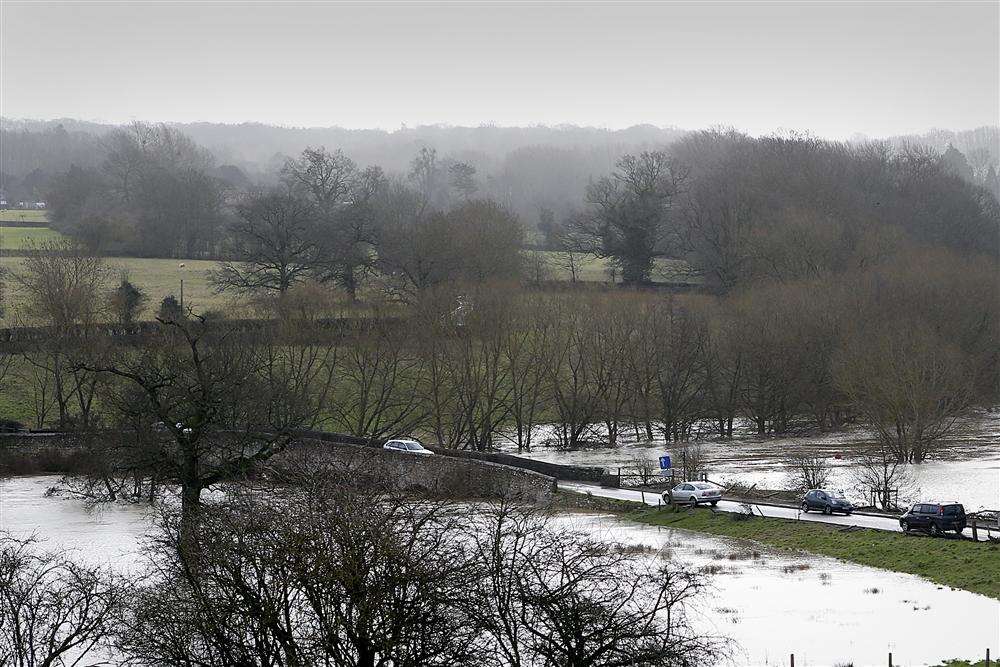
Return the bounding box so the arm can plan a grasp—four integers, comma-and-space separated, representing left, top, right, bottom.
0, 256, 228, 324
533, 251, 700, 285
631, 506, 1000, 599
0, 209, 49, 224
0, 226, 65, 250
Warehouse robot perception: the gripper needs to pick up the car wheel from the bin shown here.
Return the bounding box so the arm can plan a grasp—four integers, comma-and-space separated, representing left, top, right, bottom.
930, 523, 941, 537
688, 497, 697, 508
800, 502, 809, 513
822, 505, 832, 515
844, 511, 852, 516
901, 520, 909, 532
710, 500, 719, 507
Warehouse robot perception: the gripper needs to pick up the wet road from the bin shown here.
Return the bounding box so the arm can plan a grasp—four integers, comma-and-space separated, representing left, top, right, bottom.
556, 481, 995, 541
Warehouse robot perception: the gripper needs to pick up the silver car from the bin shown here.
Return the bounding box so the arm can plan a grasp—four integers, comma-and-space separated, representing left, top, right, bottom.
382, 439, 434, 456
663, 482, 722, 506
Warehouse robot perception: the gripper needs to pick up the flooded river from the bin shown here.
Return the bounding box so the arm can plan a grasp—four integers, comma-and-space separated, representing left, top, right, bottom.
507, 411, 1000, 510
2, 475, 997, 666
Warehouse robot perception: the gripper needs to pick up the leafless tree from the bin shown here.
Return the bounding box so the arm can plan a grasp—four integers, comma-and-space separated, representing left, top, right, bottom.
327, 319, 428, 443
75, 316, 335, 562
785, 454, 832, 491
834, 322, 972, 462
11, 240, 110, 328
466, 503, 724, 667
211, 189, 317, 295
0, 536, 125, 667
850, 443, 918, 510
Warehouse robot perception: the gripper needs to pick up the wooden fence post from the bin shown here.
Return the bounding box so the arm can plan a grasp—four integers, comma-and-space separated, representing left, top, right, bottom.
790, 654, 794, 667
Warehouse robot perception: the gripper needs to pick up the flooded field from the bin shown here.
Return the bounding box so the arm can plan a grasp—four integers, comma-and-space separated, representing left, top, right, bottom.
506, 411, 1000, 510
2, 475, 997, 666
556, 513, 1000, 666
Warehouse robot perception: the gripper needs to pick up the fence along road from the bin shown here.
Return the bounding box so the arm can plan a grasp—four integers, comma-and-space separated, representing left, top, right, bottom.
556, 481, 997, 542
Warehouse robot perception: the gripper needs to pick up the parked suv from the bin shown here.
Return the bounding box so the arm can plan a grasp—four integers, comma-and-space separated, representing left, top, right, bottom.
800, 489, 853, 515
900, 502, 966, 536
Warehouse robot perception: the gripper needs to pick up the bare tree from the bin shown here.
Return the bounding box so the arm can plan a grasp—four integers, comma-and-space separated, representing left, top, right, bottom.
785, 454, 832, 491
834, 322, 972, 462
12, 240, 110, 328
850, 443, 918, 510
211, 190, 317, 295
77, 316, 335, 561
327, 319, 428, 443
0, 536, 124, 667
466, 504, 724, 667
282, 147, 385, 299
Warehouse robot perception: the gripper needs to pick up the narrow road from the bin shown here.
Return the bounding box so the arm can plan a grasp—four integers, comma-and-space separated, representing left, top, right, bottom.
557, 481, 994, 541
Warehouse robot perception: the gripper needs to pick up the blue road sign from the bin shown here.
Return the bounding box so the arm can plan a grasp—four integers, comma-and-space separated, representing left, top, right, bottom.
659, 455, 671, 470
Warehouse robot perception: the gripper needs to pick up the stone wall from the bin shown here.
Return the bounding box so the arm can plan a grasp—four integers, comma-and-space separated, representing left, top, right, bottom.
427, 447, 605, 483
291, 440, 556, 502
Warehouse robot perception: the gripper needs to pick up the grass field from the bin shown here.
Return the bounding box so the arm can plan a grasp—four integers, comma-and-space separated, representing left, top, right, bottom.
0, 256, 227, 323
0, 249, 700, 325
531, 251, 700, 285
0, 226, 65, 250
631, 506, 1000, 599
0, 209, 49, 224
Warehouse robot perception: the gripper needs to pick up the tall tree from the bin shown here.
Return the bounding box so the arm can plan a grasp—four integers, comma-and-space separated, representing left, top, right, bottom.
573, 151, 684, 285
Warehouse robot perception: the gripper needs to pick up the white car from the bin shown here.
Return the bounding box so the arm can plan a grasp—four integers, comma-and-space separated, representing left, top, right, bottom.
663, 482, 722, 506
382, 439, 434, 456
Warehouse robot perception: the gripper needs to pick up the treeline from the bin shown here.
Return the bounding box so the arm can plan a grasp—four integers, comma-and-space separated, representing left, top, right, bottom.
7, 120, 999, 264
555, 130, 1000, 289
4, 241, 994, 464
24, 124, 1000, 300
2, 120, 684, 226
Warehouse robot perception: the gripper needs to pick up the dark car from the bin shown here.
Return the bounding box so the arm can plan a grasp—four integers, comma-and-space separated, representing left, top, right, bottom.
900, 502, 966, 536
800, 489, 853, 515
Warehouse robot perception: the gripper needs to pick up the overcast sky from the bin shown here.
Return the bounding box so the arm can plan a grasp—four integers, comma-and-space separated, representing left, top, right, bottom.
2, 1, 997, 139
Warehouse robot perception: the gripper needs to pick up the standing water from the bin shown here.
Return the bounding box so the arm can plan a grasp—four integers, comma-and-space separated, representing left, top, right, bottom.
2, 476, 998, 666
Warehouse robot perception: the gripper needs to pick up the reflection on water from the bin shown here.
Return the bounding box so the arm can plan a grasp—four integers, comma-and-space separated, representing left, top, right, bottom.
2, 476, 997, 666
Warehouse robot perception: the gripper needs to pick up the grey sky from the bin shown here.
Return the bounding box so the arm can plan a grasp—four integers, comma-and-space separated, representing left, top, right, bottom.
2, 1, 997, 139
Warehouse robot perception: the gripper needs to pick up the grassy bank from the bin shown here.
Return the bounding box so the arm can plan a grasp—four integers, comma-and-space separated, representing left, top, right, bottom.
630, 506, 1000, 599
0, 226, 65, 249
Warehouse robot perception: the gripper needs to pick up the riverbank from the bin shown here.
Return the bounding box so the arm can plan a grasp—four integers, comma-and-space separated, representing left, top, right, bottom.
629, 505, 1000, 599
548, 490, 1000, 598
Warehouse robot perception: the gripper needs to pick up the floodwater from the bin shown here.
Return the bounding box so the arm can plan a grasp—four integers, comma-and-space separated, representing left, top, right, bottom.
2, 476, 997, 666
505, 411, 1000, 510
558, 513, 1000, 667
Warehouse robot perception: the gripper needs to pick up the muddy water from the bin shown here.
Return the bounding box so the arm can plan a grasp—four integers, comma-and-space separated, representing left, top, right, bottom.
507, 411, 1000, 510
3, 476, 998, 666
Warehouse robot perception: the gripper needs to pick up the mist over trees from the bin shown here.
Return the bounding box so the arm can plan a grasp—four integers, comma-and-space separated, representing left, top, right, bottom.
3, 118, 999, 467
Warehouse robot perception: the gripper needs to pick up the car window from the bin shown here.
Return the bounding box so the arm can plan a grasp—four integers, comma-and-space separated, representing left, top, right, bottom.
681, 484, 693, 491
406, 443, 424, 451
694, 483, 712, 489
943, 505, 963, 515
386, 442, 401, 449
